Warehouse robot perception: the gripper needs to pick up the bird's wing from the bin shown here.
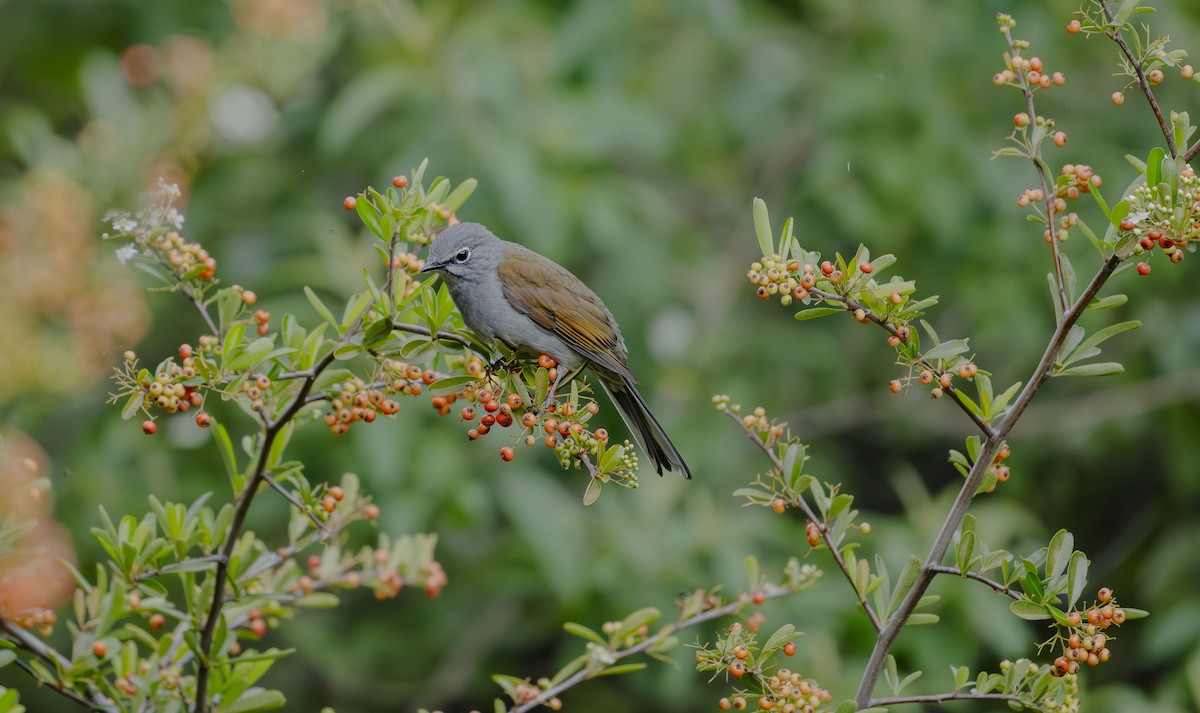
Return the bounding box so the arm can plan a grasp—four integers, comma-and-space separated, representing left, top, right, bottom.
497, 247, 635, 382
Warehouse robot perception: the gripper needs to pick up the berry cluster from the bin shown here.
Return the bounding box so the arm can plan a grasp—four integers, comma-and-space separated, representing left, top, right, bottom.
1050, 588, 1128, 678
149, 230, 217, 281
746, 256, 818, 307
888, 361, 978, 401
320, 375, 397, 436
699, 620, 832, 713
1124, 165, 1200, 273
993, 53, 1067, 94
111, 349, 208, 434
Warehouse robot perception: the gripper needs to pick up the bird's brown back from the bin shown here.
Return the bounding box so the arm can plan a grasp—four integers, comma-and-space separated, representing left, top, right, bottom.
496, 244, 635, 382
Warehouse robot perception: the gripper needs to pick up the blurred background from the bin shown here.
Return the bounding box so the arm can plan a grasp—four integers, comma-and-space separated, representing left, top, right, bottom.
2, 0, 1199, 710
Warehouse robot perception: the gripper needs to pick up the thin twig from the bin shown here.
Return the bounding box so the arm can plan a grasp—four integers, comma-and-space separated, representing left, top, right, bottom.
132, 554, 226, 583
1186, 140, 1200, 164
809, 288, 996, 438
853, 254, 1120, 707
870, 692, 1023, 707
725, 410, 883, 633
510, 588, 797, 713
261, 473, 331, 533
1001, 25, 1069, 312
391, 321, 474, 348
180, 285, 220, 337
930, 565, 1019, 600
193, 336, 348, 712
1099, 0, 1177, 158
0, 620, 107, 710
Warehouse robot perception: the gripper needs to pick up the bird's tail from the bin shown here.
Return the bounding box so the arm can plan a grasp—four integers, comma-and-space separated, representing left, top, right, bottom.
598, 375, 692, 479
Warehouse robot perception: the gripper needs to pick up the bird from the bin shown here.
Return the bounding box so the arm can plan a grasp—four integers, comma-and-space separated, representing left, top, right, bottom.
419, 222, 691, 479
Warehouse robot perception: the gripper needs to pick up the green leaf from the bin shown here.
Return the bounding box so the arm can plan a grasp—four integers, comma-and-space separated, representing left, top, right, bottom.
429, 375, 481, 396
1086, 294, 1128, 311
1046, 530, 1073, 581
293, 593, 340, 608
442, 178, 478, 214
990, 381, 1022, 416
1112, 0, 1145, 26
341, 290, 376, 330
761, 624, 803, 659
1066, 551, 1088, 603
1120, 607, 1150, 620
224, 690, 286, 713
1063, 321, 1141, 366
1056, 362, 1125, 377
304, 287, 340, 329
563, 622, 607, 646
212, 424, 239, 492
923, 339, 969, 361
887, 556, 921, 618
614, 607, 660, 641
1146, 147, 1164, 187
1010, 600, 1052, 620
794, 307, 844, 321
752, 198, 774, 257
906, 613, 939, 625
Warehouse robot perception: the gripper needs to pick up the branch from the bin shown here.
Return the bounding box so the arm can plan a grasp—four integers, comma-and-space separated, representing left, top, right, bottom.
725, 409, 883, 633
261, 472, 330, 533
509, 588, 796, 713
930, 565, 1019, 600
1099, 0, 1177, 158
809, 288, 995, 438
0, 620, 106, 710
133, 554, 226, 583
870, 692, 1023, 707
193, 335, 348, 712
1001, 25, 1069, 312
1186, 140, 1200, 164
391, 321, 474, 348
180, 284, 220, 337
853, 254, 1120, 707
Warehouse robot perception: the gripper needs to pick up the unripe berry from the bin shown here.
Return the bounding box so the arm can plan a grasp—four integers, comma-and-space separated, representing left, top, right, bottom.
1148, 68, 1164, 84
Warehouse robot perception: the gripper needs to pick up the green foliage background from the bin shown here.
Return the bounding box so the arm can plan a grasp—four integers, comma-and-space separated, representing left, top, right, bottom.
2, 0, 1199, 710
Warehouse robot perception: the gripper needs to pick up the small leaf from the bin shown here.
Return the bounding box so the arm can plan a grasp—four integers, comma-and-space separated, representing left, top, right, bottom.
563, 622, 606, 646
595, 663, 648, 677
1120, 607, 1150, 620
442, 178, 478, 213
923, 339, 969, 361
293, 593, 340, 608
224, 690, 287, 713
304, 287, 339, 329
752, 198, 774, 257
1010, 600, 1051, 621
1056, 362, 1125, 377
794, 307, 844, 321
1046, 529, 1073, 581
907, 613, 939, 625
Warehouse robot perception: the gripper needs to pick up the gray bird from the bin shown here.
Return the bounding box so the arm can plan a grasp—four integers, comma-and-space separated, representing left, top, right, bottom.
420, 222, 691, 479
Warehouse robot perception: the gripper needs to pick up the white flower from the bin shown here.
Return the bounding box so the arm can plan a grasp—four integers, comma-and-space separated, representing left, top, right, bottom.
115, 244, 138, 265
166, 207, 185, 229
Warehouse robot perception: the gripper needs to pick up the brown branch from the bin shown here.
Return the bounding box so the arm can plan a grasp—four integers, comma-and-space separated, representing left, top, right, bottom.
870, 692, 1023, 707
0, 620, 106, 710
391, 321, 474, 348
261, 472, 330, 533
193, 334, 349, 712
725, 409, 883, 633
180, 284, 220, 337
930, 565, 1019, 600
1099, 0, 1177, 158
1001, 25, 1069, 312
509, 588, 796, 713
853, 254, 1120, 707
809, 288, 995, 438
1186, 139, 1200, 164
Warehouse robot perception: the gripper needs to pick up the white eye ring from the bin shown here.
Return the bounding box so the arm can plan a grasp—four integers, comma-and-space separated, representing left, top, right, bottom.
454, 247, 471, 263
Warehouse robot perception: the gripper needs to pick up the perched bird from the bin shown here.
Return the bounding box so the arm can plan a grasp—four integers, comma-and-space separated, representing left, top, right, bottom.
420, 223, 691, 479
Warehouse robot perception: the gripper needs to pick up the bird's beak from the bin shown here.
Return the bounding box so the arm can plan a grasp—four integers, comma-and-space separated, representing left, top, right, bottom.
419, 260, 442, 273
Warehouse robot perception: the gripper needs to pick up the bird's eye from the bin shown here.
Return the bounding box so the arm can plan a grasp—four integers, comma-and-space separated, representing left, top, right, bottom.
454, 247, 471, 263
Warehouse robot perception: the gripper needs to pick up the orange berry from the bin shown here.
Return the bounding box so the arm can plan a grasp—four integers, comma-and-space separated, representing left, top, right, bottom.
1014, 112, 1030, 127
1067, 19, 1081, 33
521, 412, 537, 428
178, 343, 193, 360
859, 262, 873, 274
460, 406, 476, 421
322, 496, 337, 513
719, 699, 732, 711
939, 373, 952, 389
249, 617, 268, 637
1112, 608, 1126, 624
500, 446, 515, 462
1136, 262, 1151, 276
329, 485, 345, 501
1112, 91, 1125, 105
729, 661, 746, 677
363, 504, 380, 520
537, 354, 557, 369
392, 175, 409, 188
93, 641, 107, 657
1098, 587, 1112, 602
149, 613, 165, 630
931, 387, 943, 399
919, 370, 933, 384
241, 290, 257, 305
343, 196, 357, 211
772, 498, 786, 514
783, 641, 796, 656
195, 412, 211, 428
1053, 71, 1065, 86
594, 428, 608, 441
958, 363, 977, 379
1148, 68, 1164, 84
889, 379, 902, 394
752, 592, 765, 605
1053, 131, 1067, 147
142, 420, 157, 435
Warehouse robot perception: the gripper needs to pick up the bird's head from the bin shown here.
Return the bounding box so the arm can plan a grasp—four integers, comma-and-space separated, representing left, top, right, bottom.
420, 223, 502, 281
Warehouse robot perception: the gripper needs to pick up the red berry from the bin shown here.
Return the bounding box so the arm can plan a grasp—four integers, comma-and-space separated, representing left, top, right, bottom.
148, 614, 165, 630
752, 592, 765, 605
249, 617, 268, 637
1136, 262, 1151, 276
142, 420, 157, 435
195, 412, 211, 428
92, 641, 107, 657
772, 498, 786, 514
343, 196, 357, 210
783, 641, 797, 656
859, 262, 873, 274
1067, 19, 1081, 33
500, 446, 515, 462
178, 343, 193, 360
392, 175, 408, 188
